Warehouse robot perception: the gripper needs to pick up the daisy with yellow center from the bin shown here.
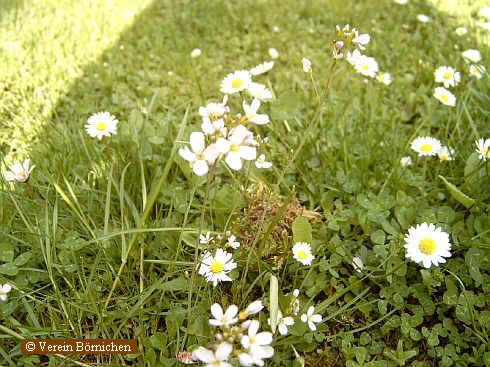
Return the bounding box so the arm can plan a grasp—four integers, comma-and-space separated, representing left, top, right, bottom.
433, 87, 456, 107
198, 249, 237, 287
469, 64, 486, 79
376, 72, 392, 86
85, 111, 118, 140
410, 136, 442, 157
292, 242, 314, 265
220, 70, 252, 94
475, 138, 490, 161
434, 66, 460, 88
404, 223, 451, 268
437, 146, 455, 162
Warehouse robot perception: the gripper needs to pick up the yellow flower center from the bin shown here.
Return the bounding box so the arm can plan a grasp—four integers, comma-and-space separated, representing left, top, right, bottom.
419, 237, 437, 255
231, 78, 244, 89
96, 121, 108, 131
420, 144, 433, 152
230, 144, 240, 153
210, 261, 224, 274
362, 64, 369, 71
443, 71, 452, 80
440, 94, 449, 103
297, 250, 309, 260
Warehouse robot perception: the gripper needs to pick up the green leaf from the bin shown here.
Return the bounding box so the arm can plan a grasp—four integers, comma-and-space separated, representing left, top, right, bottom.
438, 175, 475, 209
13, 251, 32, 266
292, 216, 312, 244
0, 263, 18, 276
0, 243, 14, 263
269, 274, 279, 334
370, 230, 386, 245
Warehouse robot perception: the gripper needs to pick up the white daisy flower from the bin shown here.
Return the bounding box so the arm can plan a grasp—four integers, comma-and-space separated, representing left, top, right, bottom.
220, 70, 252, 94
190, 48, 202, 58
199, 96, 229, 121
85, 111, 118, 140
437, 146, 455, 162
250, 61, 274, 76
192, 343, 233, 367
240, 300, 264, 320
394, 0, 408, 4
292, 242, 314, 265
410, 136, 442, 157
198, 248, 237, 287
302, 57, 312, 73
469, 64, 486, 79
455, 27, 468, 36
179, 132, 218, 176
404, 223, 451, 268
255, 154, 272, 169
417, 14, 430, 23
400, 156, 413, 167
376, 72, 392, 85
0, 284, 12, 301
300, 306, 322, 331
243, 99, 270, 125
226, 234, 240, 250
199, 231, 214, 245
247, 82, 273, 101
352, 257, 364, 273
209, 303, 239, 327
216, 125, 257, 171
434, 66, 461, 88
433, 87, 456, 107
350, 52, 378, 78
239, 320, 274, 366
268, 48, 279, 59
4, 158, 35, 183
462, 49, 482, 63
292, 289, 300, 298
475, 138, 490, 161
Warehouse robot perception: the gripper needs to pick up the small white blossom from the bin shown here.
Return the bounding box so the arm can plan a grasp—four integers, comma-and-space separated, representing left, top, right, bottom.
209, 303, 239, 327
475, 138, 490, 161
400, 156, 413, 167
192, 343, 233, 367
250, 61, 274, 76
0, 284, 12, 301
455, 27, 468, 36
268, 48, 279, 59
200, 232, 214, 245
300, 306, 322, 331
227, 234, 240, 249
292, 242, 314, 265
462, 49, 482, 63
190, 48, 202, 58
417, 14, 430, 23
4, 158, 35, 183
352, 257, 365, 273
255, 154, 272, 169
302, 57, 312, 73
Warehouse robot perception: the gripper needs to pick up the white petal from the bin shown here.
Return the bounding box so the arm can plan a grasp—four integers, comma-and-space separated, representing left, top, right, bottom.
255, 332, 273, 345
238, 146, 257, 161
192, 347, 215, 363
225, 153, 243, 170
215, 343, 232, 361
210, 303, 224, 320
192, 160, 209, 176
179, 147, 195, 162
216, 138, 231, 154
190, 132, 205, 153
238, 353, 254, 366
224, 305, 238, 320
251, 114, 270, 125
308, 321, 317, 331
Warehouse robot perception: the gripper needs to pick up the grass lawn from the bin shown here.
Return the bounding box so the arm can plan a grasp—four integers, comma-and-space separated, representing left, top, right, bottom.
0, 0, 489, 366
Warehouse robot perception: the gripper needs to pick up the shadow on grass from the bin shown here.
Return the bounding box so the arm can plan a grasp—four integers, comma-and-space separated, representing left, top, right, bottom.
4, 0, 488, 365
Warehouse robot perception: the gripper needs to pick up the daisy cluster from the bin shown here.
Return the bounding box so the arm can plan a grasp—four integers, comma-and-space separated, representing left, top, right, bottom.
410, 136, 455, 162
333, 24, 391, 85
188, 291, 322, 366
408, 136, 490, 163
190, 301, 273, 366
179, 63, 275, 176
433, 49, 485, 107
